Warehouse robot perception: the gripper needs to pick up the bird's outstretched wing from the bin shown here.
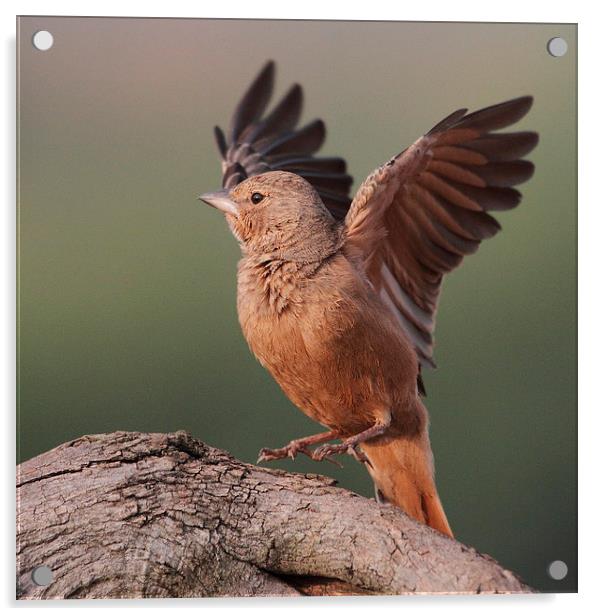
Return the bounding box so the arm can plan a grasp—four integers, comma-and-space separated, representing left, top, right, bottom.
343, 97, 538, 367
214, 61, 353, 219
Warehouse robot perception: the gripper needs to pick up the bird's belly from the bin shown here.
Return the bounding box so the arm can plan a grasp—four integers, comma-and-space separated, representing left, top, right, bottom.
255, 326, 377, 432
239, 294, 416, 436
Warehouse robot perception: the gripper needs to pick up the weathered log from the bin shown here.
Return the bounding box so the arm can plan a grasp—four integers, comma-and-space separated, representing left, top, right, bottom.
16, 431, 531, 598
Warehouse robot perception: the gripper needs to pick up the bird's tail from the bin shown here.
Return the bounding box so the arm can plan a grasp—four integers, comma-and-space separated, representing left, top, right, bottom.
360, 431, 453, 538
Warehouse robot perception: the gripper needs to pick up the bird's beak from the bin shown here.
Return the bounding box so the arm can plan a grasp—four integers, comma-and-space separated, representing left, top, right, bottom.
198, 189, 239, 217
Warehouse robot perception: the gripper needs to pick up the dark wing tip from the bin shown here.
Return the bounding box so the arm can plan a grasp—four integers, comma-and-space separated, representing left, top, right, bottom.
530, 130, 540, 149
216, 61, 352, 216
500, 95, 534, 122
511, 129, 539, 155
462, 130, 539, 162
428, 96, 535, 137
459, 95, 535, 132
214, 126, 227, 159
260, 118, 326, 157
427, 108, 468, 135
248, 81, 305, 143
228, 60, 276, 143
256, 59, 276, 82
502, 95, 533, 107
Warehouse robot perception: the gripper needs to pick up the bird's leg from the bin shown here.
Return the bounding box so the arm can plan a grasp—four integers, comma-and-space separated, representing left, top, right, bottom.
257, 429, 340, 463
312, 417, 391, 465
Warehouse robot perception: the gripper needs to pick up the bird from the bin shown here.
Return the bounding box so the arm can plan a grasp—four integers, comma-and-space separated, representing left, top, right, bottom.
199, 61, 538, 538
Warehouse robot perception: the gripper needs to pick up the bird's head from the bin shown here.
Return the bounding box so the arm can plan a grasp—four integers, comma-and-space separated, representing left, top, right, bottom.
199, 171, 340, 261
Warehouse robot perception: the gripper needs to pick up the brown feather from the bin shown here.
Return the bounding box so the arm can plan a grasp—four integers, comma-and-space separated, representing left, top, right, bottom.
463, 131, 539, 161
205, 66, 538, 539
428, 160, 488, 187
418, 172, 483, 211
431, 145, 488, 165
343, 96, 537, 368
215, 61, 352, 215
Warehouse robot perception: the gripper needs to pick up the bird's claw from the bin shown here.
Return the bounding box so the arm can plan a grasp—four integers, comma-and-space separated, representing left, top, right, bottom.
257, 442, 309, 464
315, 453, 344, 468
257, 439, 367, 469
257, 441, 343, 467
257, 447, 278, 463
312, 442, 371, 467
349, 445, 372, 467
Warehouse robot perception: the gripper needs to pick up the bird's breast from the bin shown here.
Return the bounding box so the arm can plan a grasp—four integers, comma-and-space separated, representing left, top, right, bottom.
236, 254, 419, 432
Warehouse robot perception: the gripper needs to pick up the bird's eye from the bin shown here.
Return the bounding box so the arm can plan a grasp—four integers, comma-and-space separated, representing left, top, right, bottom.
251, 192, 264, 204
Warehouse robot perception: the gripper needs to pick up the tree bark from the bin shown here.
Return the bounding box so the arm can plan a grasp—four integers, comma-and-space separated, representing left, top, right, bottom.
16, 431, 531, 599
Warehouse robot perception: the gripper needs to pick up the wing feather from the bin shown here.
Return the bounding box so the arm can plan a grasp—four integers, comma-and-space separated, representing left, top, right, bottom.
214, 67, 538, 368
228, 61, 274, 143
344, 96, 538, 367
214, 61, 352, 217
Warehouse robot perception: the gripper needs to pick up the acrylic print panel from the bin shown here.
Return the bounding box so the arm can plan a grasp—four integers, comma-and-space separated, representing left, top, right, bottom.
16, 16, 576, 598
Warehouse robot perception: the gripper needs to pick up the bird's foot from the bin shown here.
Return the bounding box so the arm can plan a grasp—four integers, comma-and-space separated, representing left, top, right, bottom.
312, 441, 371, 466
257, 440, 312, 463
257, 438, 344, 468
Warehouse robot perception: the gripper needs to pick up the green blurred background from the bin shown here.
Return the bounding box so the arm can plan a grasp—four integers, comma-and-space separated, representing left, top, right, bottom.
17, 17, 576, 592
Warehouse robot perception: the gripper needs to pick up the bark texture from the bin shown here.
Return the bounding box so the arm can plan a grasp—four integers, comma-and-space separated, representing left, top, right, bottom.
16, 431, 531, 599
